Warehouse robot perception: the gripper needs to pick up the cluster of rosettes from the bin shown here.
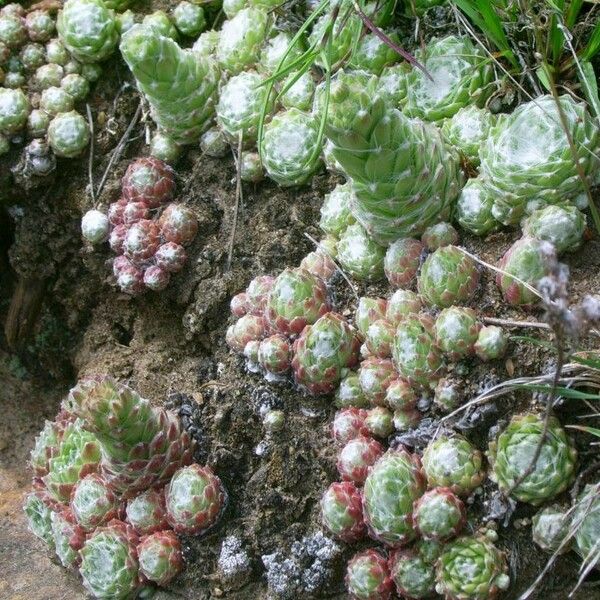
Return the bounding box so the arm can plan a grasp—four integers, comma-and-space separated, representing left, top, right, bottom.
81, 156, 198, 294
321, 434, 509, 600
0, 1, 117, 160
23, 376, 227, 599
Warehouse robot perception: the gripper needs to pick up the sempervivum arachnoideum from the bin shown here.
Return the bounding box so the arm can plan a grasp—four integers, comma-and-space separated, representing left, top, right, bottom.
383, 238, 425, 288
362, 448, 426, 547
125, 488, 169, 535
386, 290, 423, 325
158, 203, 198, 246
335, 372, 369, 409
225, 314, 268, 352
389, 549, 436, 599
418, 245, 480, 308
488, 413, 577, 506
392, 313, 444, 389
413, 487, 466, 541
320, 481, 366, 543
355, 297, 388, 339
364, 319, 395, 359
337, 223, 386, 282
332, 408, 369, 444
400, 35, 493, 122
23, 490, 60, 549
299, 249, 337, 282
496, 237, 551, 306
165, 464, 226, 535
421, 222, 459, 251
51, 508, 86, 568
138, 530, 184, 586
67, 376, 194, 498
455, 177, 499, 237
385, 378, 417, 412
358, 357, 397, 406
79, 519, 140, 599
319, 182, 356, 238
531, 504, 572, 554
365, 406, 395, 438
292, 312, 360, 394
337, 435, 384, 484
572, 483, 600, 570
266, 267, 330, 337
480, 94, 600, 225
258, 334, 291, 376
422, 434, 484, 497
122, 157, 176, 208
261, 108, 323, 187
70, 473, 121, 531
434, 306, 482, 360
346, 549, 394, 600
474, 325, 508, 361
29, 410, 76, 477
441, 105, 494, 167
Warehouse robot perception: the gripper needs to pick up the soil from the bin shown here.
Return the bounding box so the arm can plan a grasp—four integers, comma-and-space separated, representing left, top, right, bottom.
2, 6, 600, 600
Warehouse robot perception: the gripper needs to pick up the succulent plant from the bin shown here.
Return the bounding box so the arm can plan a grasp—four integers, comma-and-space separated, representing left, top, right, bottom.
30, 411, 75, 477
319, 182, 355, 237
258, 334, 291, 375
122, 157, 175, 207
142, 11, 178, 40
200, 125, 228, 157
216, 70, 272, 143
120, 25, 219, 143
392, 408, 421, 431
138, 530, 183, 586
240, 150, 264, 182
335, 373, 369, 408
474, 325, 508, 361
262, 409, 285, 433
51, 509, 86, 568
488, 413, 577, 506
143, 265, 170, 291
26, 11, 55, 43
67, 376, 194, 498
0, 134, 8, 155
422, 435, 484, 496
280, 70, 315, 111
246, 274, 275, 313
57, 0, 118, 63
383, 238, 424, 288
172, 1, 206, 37
47, 111, 90, 157
434, 306, 481, 360
401, 35, 493, 122
123, 219, 160, 264
433, 377, 462, 412
321, 481, 366, 542
46, 39, 69, 65
159, 203, 198, 246
0, 13, 27, 48
70, 473, 120, 531
165, 464, 226, 535
337, 223, 386, 282
441, 106, 493, 166
216, 8, 269, 74
436, 535, 510, 599
349, 32, 401, 75
385, 378, 417, 412
266, 267, 330, 336
43, 418, 101, 502
365, 406, 395, 438
223, 0, 245, 18
358, 357, 397, 406
61, 73, 90, 101
23, 490, 58, 549
337, 435, 384, 484
325, 70, 463, 244
573, 483, 600, 569
332, 407, 369, 444
115, 10, 135, 34
41, 86, 75, 115
125, 488, 168, 535
309, 12, 362, 70
455, 177, 499, 236
413, 487, 465, 541
292, 312, 360, 394
522, 203, 586, 255
34, 62, 64, 88
261, 108, 322, 186
0, 87, 29, 134
421, 222, 459, 251
259, 31, 304, 74
385, 290, 422, 325
480, 94, 600, 225
389, 549, 436, 599
392, 313, 444, 389
363, 448, 425, 546
300, 249, 337, 281
418, 245, 480, 308
355, 297, 388, 339
531, 505, 572, 554
114, 260, 145, 294
346, 549, 394, 600
150, 131, 182, 164
79, 520, 140, 599
496, 236, 550, 306
20, 42, 46, 71
365, 319, 395, 359
191, 29, 220, 56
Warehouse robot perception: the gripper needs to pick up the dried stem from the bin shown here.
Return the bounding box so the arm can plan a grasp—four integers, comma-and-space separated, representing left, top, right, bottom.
226, 131, 244, 272
86, 103, 95, 203
482, 316, 550, 330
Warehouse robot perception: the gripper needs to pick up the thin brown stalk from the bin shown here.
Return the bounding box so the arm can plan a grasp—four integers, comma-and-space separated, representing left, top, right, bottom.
226, 131, 244, 271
